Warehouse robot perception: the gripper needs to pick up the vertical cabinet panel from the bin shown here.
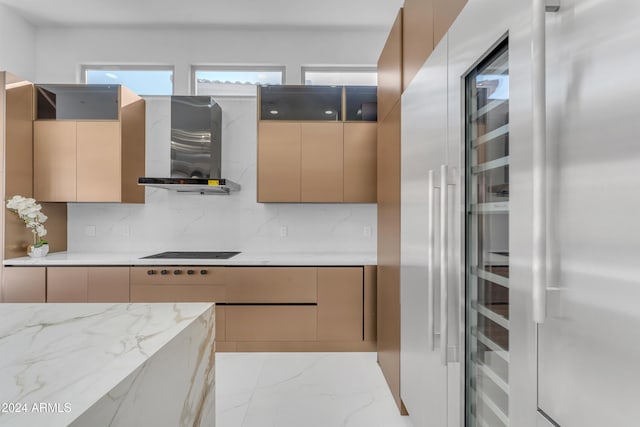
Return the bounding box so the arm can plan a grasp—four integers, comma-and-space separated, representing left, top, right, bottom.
1, 267, 46, 303
301, 123, 344, 202
47, 267, 88, 302
377, 101, 402, 410
344, 123, 377, 203
433, 0, 467, 46
257, 122, 301, 202
87, 267, 130, 302
402, 0, 434, 91
76, 121, 121, 202
377, 10, 403, 122
34, 121, 77, 202
317, 267, 363, 341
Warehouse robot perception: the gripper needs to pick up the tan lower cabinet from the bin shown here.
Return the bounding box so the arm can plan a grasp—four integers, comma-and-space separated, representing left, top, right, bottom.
47, 267, 130, 303
1, 267, 46, 302
317, 267, 363, 341
301, 122, 344, 202
226, 306, 317, 341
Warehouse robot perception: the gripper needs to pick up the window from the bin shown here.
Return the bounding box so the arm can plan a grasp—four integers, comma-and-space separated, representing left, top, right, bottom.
302, 66, 377, 86
82, 65, 174, 96
192, 66, 285, 97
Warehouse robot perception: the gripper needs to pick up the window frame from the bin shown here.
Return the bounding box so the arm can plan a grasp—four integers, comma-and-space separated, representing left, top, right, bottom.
191, 65, 286, 96
301, 66, 377, 86
80, 64, 175, 96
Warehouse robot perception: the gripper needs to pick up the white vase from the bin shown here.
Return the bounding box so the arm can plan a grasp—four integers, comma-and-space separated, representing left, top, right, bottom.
28, 243, 49, 258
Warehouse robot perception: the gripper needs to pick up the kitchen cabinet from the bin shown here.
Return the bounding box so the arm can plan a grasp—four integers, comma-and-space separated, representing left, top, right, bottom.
47, 267, 130, 303
257, 122, 301, 202
300, 122, 344, 202
130, 265, 376, 352
377, 101, 402, 411
33, 85, 145, 203
344, 123, 377, 202
377, 10, 403, 122
258, 121, 376, 203
1, 267, 46, 302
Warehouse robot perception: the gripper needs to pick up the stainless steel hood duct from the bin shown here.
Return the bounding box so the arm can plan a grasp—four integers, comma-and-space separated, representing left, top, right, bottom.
138, 96, 240, 194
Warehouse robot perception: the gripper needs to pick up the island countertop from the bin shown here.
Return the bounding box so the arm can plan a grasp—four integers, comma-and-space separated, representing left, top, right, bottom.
0, 303, 216, 427
2, 251, 377, 266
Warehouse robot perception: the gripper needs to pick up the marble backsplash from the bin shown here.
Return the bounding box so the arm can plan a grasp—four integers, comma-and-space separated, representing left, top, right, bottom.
66, 96, 377, 253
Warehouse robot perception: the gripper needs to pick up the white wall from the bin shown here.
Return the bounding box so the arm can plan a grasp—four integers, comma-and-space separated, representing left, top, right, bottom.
35, 26, 387, 90
0, 4, 36, 80
36, 26, 384, 253
66, 96, 377, 253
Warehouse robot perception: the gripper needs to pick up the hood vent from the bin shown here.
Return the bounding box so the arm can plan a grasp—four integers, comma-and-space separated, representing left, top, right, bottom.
138, 96, 240, 194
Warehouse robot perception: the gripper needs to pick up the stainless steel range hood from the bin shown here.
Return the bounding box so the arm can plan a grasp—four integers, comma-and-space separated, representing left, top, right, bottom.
138, 96, 240, 194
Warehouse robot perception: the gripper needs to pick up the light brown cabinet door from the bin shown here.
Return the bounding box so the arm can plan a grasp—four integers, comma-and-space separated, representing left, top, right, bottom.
34, 121, 77, 202
1, 267, 46, 302
301, 122, 343, 202
47, 267, 88, 302
77, 121, 121, 202
377, 10, 403, 122
87, 267, 130, 302
317, 267, 363, 341
344, 123, 377, 202
403, 0, 434, 91
225, 267, 317, 303
257, 122, 301, 202
226, 306, 317, 341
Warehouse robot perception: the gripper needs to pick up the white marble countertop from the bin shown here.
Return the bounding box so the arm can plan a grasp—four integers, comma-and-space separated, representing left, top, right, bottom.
0, 303, 214, 427
3, 251, 377, 266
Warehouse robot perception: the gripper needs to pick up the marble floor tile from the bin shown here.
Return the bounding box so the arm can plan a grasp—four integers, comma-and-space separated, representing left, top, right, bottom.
216, 352, 414, 427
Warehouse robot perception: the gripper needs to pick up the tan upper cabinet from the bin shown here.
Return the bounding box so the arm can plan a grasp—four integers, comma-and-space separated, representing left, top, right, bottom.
344, 123, 377, 203
33, 85, 145, 203
34, 121, 77, 202
258, 121, 376, 203
377, 10, 403, 122
301, 122, 344, 202
257, 122, 302, 202
1, 267, 46, 303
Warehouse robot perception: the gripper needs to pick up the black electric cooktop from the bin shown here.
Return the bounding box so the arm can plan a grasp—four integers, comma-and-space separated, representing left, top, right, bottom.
141, 251, 241, 260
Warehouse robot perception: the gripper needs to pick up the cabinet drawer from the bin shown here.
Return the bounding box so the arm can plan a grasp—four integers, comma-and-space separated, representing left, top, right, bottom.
225, 267, 317, 303
130, 285, 226, 303
1, 267, 46, 303
130, 267, 225, 285
226, 306, 317, 341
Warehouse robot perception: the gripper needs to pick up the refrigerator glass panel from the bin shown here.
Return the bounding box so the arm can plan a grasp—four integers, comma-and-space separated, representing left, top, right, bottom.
466, 40, 510, 427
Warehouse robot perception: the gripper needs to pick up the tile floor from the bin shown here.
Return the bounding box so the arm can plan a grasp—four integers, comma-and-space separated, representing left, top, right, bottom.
216, 352, 414, 427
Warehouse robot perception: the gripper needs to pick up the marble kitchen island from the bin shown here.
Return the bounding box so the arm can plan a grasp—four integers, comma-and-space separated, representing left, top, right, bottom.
0, 303, 216, 427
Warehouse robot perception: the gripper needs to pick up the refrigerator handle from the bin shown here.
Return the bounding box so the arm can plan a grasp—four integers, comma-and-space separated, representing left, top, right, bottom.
532, 0, 552, 324
428, 169, 437, 351
440, 164, 449, 365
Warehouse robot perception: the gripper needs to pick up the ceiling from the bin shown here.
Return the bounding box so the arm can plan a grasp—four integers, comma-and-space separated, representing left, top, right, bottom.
0, 0, 403, 30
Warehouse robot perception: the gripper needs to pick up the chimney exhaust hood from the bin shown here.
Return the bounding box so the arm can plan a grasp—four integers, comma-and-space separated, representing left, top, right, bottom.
138, 96, 240, 194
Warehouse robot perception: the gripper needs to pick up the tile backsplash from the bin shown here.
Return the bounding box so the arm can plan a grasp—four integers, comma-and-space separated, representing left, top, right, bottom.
66, 96, 377, 253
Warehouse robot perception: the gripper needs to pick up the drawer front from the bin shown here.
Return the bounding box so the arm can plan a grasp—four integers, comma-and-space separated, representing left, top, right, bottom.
225, 267, 317, 303
87, 267, 130, 302
225, 306, 317, 341
130, 266, 225, 285
130, 285, 226, 302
